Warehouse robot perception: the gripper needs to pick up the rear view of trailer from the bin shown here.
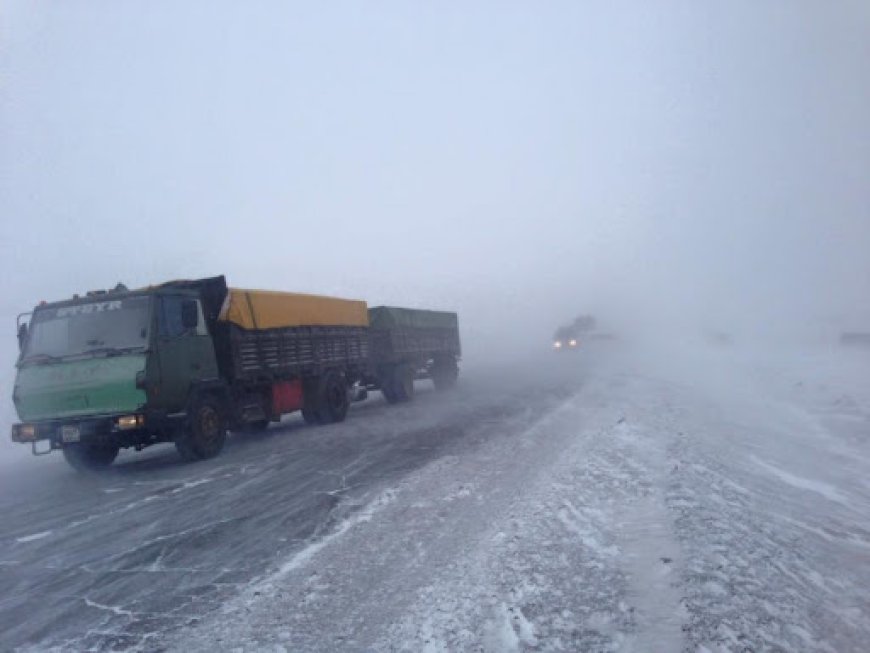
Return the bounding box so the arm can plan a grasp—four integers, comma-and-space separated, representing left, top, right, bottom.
368, 306, 461, 402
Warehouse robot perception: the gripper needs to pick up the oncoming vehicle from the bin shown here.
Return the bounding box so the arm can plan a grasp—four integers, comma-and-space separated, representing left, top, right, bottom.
552, 325, 580, 351
11, 276, 461, 471
552, 314, 597, 351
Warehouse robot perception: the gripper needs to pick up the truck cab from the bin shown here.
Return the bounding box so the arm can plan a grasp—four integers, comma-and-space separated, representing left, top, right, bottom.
11, 287, 221, 470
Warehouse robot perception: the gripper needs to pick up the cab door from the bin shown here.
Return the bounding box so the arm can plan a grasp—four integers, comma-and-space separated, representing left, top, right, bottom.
154, 295, 219, 413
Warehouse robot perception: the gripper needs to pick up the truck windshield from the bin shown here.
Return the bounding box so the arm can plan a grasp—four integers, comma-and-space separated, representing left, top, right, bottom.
21, 296, 151, 362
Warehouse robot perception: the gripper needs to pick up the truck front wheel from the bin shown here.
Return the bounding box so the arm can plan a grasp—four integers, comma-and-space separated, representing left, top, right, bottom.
176, 397, 227, 462
62, 443, 119, 472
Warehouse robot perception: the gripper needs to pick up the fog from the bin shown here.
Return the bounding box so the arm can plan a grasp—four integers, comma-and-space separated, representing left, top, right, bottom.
3, 6, 870, 649
2, 1, 868, 356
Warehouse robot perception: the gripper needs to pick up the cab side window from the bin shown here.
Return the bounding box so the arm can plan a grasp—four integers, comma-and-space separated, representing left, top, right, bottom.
158, 296, 187, 338
159, 296, 208, 337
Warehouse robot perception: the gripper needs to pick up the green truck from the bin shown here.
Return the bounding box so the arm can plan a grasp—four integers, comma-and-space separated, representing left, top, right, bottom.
10, 276, 461, 471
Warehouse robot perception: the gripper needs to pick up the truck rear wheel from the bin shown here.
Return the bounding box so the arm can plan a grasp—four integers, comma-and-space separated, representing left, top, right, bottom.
301, 405, 320, 425
302, 379, 322, 425
316, 371, 349, 424
62, 443, 119, 472
176, 396, 226, 462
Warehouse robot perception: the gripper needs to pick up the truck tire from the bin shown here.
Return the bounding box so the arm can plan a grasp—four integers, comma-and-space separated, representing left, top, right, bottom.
301, 405, 320, 425
379, 366, 399, 404
432, 356, 459, 390
316, 371, 349, 424
392, 364, 415, 402
302, 379, 321, 425
381, 382, 399, 404
62, 443, 119, 472
176, 396, 226, 462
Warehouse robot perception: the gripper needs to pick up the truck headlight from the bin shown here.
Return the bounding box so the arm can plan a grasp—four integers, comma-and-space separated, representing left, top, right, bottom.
553, 341, 562, 349
116, 415, 144, 430
12, 423, 36, 442
569, 339, 577, 347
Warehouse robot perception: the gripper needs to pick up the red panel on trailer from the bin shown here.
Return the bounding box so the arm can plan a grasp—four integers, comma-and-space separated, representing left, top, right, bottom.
272, 380, 303, 415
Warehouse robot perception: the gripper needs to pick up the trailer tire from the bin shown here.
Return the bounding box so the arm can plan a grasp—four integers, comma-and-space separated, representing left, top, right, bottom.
392, 364, 415, 402
381, 380, 399, 404
176, 396, 226, 462
316, 371, 349, 424
62, 443, 119, 472
432, 356, 459, 390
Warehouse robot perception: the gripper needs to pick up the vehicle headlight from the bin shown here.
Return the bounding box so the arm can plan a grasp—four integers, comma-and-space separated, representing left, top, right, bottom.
553, 341, 562, 348
12, 423, 36, 442
116, 414, 144, 430
569, 339, 577, 347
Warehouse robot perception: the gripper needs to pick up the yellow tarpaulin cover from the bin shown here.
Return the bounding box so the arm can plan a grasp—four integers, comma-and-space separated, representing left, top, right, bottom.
218, 288, 369, 330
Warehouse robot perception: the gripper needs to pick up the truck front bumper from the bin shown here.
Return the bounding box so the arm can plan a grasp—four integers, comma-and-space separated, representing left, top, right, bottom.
11, 411, 186, 452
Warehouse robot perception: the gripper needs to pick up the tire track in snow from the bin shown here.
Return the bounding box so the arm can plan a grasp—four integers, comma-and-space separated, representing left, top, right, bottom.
607, 416, 686, 653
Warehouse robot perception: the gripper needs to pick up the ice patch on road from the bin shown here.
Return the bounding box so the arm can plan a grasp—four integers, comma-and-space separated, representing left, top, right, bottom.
229, 486, 398, 610
750, 455, 849, 505
82, 597, 134, 619
16, 530, 52, 543
171, 477, 213, 493
277, 488, 396, 576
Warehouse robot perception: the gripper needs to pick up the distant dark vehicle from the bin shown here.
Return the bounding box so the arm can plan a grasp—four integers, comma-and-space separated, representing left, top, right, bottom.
553, 325, 580, 351
573, 314, 597, 332
553, 314, 597, 350
840, 332, 870, 347
705, 331, 733, 346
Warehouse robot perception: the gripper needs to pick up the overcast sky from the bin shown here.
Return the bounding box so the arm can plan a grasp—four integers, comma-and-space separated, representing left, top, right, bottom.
1, 1, 868, 349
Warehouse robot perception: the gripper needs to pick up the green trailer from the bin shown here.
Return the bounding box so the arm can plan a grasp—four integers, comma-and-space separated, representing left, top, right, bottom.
367, 306, 461, 403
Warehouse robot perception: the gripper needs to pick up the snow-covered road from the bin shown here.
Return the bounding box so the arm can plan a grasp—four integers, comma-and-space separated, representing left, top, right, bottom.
1, 346, 868, 652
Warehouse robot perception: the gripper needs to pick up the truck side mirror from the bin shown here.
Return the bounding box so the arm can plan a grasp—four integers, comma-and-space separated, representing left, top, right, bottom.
181, 300, 199, 330
17, 323, 27, 352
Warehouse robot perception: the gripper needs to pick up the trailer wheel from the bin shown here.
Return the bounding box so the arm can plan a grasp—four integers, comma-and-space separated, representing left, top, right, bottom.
392, 364, 416, 402
379, 366, 400, 404
176, 396, 226, 462
62, 443, 119, 472
432, 356, 459, 390
381, 380, 399, 404
317, 371, 349, 423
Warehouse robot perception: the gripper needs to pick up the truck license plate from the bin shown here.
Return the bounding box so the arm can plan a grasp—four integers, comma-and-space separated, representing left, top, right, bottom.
61, 425, 81, 443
